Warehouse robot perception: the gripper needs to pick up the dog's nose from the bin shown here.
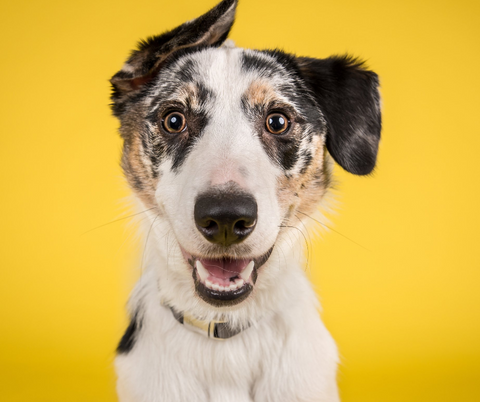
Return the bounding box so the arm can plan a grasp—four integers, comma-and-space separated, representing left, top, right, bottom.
194, 192, 257, 246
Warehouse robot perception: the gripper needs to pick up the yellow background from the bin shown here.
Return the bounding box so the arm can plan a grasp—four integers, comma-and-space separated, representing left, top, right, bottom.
1, 0, 479, 400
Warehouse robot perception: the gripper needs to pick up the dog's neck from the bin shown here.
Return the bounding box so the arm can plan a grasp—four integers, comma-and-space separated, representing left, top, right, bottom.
162, 302, 249, 339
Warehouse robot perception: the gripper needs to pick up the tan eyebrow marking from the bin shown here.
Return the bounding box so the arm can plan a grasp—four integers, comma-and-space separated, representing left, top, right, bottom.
243, 80, 278, 106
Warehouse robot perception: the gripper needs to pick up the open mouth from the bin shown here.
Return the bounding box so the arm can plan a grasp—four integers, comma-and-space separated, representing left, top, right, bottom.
182, 248, 273, 307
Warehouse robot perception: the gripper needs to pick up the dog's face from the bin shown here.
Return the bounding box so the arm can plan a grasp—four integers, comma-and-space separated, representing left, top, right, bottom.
111, 0, 381, 313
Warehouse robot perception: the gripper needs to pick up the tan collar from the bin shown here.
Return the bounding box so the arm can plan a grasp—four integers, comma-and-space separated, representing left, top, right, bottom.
166, 305, 249, 340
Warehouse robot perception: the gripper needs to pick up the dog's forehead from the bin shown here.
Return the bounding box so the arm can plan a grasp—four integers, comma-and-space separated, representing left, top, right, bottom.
157, 47, 298, 110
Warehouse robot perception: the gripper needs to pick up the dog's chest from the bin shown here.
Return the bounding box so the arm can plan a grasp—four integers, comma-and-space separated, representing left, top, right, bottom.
115, 279, 339, 402
116, 310, 270, 401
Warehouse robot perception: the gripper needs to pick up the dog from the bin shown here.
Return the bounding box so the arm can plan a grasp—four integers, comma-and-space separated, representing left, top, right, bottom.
110, 0, 381, 401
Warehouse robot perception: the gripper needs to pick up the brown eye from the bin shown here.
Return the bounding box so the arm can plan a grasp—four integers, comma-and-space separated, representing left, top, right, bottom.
266, 113, 289, 134
163, 112, 186, 133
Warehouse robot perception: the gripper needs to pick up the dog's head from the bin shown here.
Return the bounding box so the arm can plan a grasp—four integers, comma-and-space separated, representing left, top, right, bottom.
111, 0, 381, 317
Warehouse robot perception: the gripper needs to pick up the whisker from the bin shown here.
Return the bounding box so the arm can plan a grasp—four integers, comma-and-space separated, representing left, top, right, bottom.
141, 214, 160, 273
278, 224, 310, 268
294, 214, 313, 272
165, 229, 172, 278
274, 240, 288, 271
296, 210, 370, 251
165, 230, 181, 282
81, 207, 156, 235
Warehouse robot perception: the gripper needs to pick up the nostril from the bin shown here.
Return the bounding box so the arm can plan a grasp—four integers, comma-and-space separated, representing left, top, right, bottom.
233, 218, 256, 235
205, 220, 216, 229
199, 220, 216, 229
243, 218, 257, 228
196, 219, 219, 236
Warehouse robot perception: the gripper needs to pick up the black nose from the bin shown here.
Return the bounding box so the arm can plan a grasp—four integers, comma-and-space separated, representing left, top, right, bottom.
194, 191, 258, 247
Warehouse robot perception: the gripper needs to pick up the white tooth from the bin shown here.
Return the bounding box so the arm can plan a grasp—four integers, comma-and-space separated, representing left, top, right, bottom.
235, 278, 245, 287
230, 283, 238, 291
240, 261, 254, 282
205, 279, 214, 289
212, 283, 220, 291
195, 260, 209, 282
219, 285, 225, 292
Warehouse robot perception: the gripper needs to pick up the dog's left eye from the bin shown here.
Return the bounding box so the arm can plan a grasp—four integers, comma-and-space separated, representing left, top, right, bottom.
163, 112, 187, 133
266, 113, 290, 135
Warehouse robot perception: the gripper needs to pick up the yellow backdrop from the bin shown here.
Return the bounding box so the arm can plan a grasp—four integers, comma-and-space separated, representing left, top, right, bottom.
1, 0, 479, 400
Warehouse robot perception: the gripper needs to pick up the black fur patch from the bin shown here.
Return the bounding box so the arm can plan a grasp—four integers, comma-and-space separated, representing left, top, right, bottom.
241, 52, 283, 76
299, 148, 313, 174
166, 108, 210, 172
117, 311, 142, 354
240, 94, 300, 171
144, 80, 213, 172
296, 55, 381, 175
110, 0, 237, 105
240, 51, 324, 172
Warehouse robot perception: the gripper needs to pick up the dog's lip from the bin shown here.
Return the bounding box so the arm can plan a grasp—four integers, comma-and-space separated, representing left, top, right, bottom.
181, 249, 253, 287
180, 247, 273, 286
194, 276, 253, 307
181, 247, 273, 307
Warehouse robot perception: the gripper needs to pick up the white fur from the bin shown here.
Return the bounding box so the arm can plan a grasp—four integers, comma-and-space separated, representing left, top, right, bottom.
116, 233, 339, 402
116, 46, 340, 401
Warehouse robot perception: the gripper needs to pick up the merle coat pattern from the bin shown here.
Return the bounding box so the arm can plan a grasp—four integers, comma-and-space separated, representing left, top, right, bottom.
110, 1, 381, 401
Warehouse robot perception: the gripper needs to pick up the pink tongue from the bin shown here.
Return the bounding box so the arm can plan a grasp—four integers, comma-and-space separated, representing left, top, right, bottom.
199, 258, 250, 281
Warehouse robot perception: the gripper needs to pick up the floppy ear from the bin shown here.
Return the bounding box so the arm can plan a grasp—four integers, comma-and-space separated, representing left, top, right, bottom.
110, 0, 237, 109
297, 56, 381, 175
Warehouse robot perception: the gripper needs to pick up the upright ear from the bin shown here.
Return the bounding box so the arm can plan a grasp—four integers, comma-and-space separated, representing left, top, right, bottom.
297, 56, 381, 175
110, 0, 237, 109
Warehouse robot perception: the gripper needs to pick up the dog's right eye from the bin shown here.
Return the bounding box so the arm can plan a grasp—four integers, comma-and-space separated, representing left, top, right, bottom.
162, 112, 186, 133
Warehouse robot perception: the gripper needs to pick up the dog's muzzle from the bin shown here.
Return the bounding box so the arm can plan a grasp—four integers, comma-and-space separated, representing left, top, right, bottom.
182, 186, 271, 306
